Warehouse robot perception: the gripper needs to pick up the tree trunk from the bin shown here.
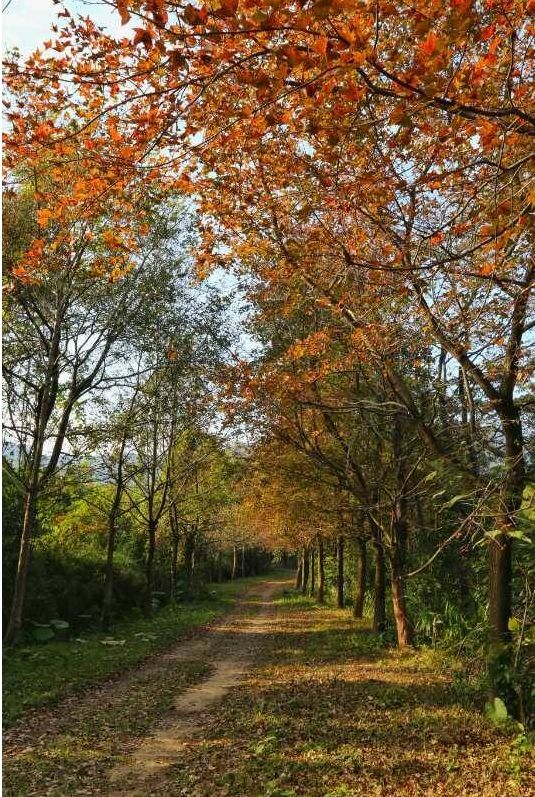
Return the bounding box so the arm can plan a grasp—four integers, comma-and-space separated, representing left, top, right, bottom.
170, 534, 179, 600
310, 548, 315, 596
241, 545, 246, 578
144, 519, 157, 616
232, 545, 238, 580
391, 551, 413, 647
4, 485, 38, 644
336, 535, 344, 609
489, 534, 512, 645
487, 401, 524, 710
295, 552, 303, 590
170, 535, 179, 595
169, 504, 181, 601
487, 527, 515, 709
370, 517, 386, 634
489, 532, 512, 645
101, 494, 121, 631
353, 537, 367, 619
102, 435, 128, 629
389, 513, 413, 647
301, 547, 310, 595
184, 529, 195, 596
459, 366, 479, 474
317, 537, 325, 604
390, 415, 413, 648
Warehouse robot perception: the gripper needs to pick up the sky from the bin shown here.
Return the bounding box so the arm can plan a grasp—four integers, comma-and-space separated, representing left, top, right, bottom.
2, 0, 259, 364
2, 0, 124, 53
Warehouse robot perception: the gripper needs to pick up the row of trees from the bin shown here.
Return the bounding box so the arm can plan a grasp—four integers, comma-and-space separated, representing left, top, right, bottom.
235, 395, 533, 722
176, 0, 534, 715
2, 182, 267, 641
2, 0, 533, 717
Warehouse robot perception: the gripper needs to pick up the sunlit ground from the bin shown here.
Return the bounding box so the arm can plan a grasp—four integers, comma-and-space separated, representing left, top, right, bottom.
3, 588, 532, 797
157, 594, 532, 797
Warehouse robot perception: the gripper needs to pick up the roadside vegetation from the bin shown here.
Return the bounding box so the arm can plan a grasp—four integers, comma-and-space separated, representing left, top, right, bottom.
3, 575, 273, 728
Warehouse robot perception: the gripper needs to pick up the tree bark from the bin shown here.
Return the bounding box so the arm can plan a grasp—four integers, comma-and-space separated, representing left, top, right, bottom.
144, 519, 157, 616
317, 537, 325, 604
370, 517, 386, 634
101, 436, 128, 630
169, 503, 181, 601
170, 534, 179, 597
295, 551, 303, 590
391, 550, 413, 647
488, 400, 523, 685
4, 485, 38, 644
301, 547, 310, 595
487, 524, 515, 709
232, 545, 238, 580
336, 535, 345, 609
389, 415, 413, 648
389, 508, 413, 647
184, 529, 195, 596
101, 490, 121, 630
353, 537, 367, 619
489, 532, 512, 646
309, 548, 315, 596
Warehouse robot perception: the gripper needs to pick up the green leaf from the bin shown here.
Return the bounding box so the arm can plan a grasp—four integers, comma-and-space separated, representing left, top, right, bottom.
508, 529, 532, 541
484, 529, 503, 541
252, 734, 278, 755
443, 493, 471, 510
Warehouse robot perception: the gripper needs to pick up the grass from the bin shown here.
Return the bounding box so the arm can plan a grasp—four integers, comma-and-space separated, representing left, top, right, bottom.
4, 584, 533, 797
3, 655, 211, 796
156, 591, 534, 797
2, 574, 274, 728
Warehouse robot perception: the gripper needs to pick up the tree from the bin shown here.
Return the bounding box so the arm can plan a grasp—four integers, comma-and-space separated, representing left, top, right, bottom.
2, 188, 193, 642
6, 0, 533, 707
87, 387, 143, 631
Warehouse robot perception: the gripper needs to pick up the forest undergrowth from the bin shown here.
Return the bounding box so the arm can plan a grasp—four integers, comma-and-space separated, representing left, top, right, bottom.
4, 585, 532, 797
156, 591, 534, 797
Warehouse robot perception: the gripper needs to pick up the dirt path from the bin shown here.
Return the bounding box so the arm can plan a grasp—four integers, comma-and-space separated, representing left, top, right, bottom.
3, 576, 291, 797
141, 596, 532, 797
107, 577, 290, 796
6, 582, 527, 797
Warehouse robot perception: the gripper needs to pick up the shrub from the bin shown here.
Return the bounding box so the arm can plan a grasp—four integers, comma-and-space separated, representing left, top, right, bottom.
18, 541, 146, 632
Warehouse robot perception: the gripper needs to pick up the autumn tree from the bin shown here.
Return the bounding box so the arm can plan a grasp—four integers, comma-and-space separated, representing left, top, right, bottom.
2, 21, 184, 643
2, 178, 195, 643
6, 0, 533, 707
